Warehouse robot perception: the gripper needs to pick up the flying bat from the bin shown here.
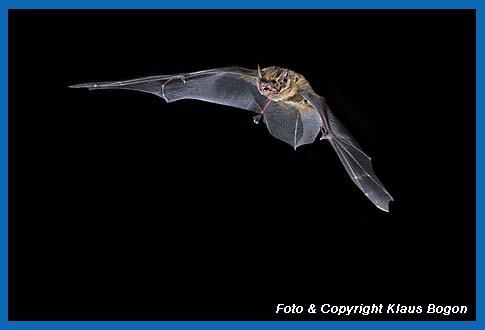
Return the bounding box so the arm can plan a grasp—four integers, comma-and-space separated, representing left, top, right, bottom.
70, 66, 394, 211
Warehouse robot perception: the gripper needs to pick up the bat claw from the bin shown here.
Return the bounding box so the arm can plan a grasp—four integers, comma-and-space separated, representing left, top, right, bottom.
253, 114, 262, 124
320, 127, 329, 140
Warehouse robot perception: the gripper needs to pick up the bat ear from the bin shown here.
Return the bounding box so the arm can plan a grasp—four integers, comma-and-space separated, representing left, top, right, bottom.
277, 69, 291, 87
278, 69, 290, 81
257, 64, 263, 80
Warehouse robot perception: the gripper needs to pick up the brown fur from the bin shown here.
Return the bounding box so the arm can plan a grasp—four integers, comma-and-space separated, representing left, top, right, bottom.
259, 66, 315, 109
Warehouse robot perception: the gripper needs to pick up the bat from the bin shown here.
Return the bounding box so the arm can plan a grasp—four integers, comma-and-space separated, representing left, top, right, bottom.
70, 66, 394, 212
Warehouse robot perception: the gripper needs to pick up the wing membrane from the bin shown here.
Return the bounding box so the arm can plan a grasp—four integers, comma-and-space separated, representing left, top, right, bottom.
70, 67, 321, 149
263, 102, 321, 149
301, 92, 394, 211
70, 67, 265, 113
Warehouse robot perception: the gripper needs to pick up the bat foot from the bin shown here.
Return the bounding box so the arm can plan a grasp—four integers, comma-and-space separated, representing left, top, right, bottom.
253, 114, 263, 124
319, 127, 329, 140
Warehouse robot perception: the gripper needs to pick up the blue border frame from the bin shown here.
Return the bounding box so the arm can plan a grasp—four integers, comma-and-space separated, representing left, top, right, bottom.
1, 0, 480, 329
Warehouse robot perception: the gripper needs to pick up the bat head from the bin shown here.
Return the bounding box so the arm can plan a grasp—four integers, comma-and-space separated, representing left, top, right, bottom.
257, 65, 291, 97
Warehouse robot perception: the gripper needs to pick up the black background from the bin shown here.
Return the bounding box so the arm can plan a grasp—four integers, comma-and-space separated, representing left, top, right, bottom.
9, 10, 475, 321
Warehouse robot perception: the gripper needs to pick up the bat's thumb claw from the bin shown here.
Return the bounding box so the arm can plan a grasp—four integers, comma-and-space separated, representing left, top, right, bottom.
253, 114, 262, 124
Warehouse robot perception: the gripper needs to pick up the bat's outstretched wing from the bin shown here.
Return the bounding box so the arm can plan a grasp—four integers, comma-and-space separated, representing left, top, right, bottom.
70, 66, 266, 113
70, 67, 321, 149
301, 92, 394, 212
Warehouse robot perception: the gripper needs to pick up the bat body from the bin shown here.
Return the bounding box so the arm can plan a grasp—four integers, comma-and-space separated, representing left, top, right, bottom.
70, 66, 394, 211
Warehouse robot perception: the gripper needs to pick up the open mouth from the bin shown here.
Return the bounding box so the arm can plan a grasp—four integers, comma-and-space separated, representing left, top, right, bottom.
261, 85, 279, 95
